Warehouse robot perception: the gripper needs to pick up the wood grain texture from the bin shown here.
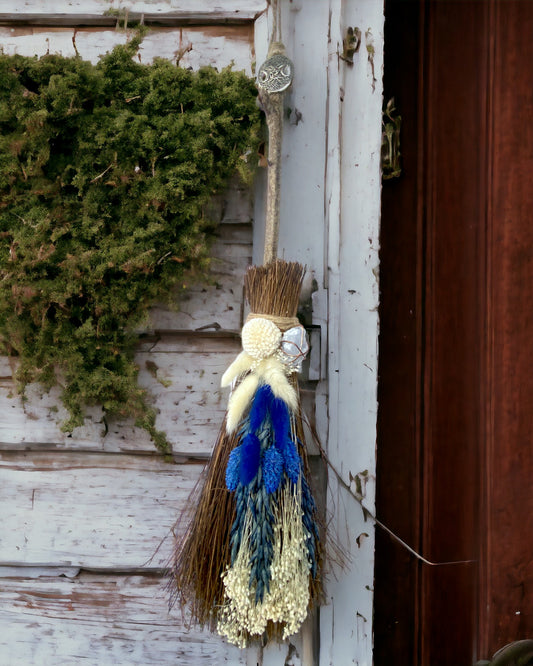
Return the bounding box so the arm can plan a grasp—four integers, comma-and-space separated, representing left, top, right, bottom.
374, 1, 422, 662
418, 3, 487, 664
0, 451, 203, 568
0, 571, 248, 665
487, 0, 533, 653
377, 1, 533, 663
0, 0, 266, 18
149, 223, 252, 333
0, 338, 239, 456
0, 14, 257, 27
0, 25, 254, 73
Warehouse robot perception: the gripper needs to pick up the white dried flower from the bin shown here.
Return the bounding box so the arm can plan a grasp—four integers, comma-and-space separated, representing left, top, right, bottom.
217, 481, 312, 647
241, 318, 282, 360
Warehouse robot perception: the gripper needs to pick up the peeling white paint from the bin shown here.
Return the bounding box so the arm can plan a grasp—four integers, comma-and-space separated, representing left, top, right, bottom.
0, 0, 266, 17
0, 572, 249, 665
1, 0, 384, 662
320, 2, 383, 664
0, 9, 261, 662
0, 25, 255, 72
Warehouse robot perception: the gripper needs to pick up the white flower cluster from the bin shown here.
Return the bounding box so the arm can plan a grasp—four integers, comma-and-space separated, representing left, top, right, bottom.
241, 318, 282, 361
217, 482, 311, 647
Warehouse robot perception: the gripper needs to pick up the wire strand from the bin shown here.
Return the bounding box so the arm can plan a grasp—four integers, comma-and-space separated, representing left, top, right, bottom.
305, 418, 476, 568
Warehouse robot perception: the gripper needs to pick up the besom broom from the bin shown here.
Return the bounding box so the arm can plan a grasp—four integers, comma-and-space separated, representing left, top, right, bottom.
168, 27, 322, 649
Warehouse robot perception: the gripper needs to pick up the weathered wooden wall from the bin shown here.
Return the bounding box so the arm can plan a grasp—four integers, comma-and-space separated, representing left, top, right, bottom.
0, 2, 384, 665
0, 4, 264, 664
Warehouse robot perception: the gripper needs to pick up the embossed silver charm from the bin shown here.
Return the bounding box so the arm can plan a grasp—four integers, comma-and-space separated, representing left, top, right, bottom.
257, 53, 294, 93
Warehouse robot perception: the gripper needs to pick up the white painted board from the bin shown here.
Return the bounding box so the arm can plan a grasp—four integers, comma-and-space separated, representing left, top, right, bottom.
319, 2, 383, 666
0, 25, 254, 73
149, 223, 252, 333
0, 0, 266, 18
0, 571, 248, 665
0, 337, 238, 456
0, 451, 203, 568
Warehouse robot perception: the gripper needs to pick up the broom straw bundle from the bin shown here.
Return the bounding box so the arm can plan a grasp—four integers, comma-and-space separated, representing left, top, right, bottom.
168, 423, 238, 629
169, 260, 322, 634
169, 6, 322, 643
245, 260, 304, 319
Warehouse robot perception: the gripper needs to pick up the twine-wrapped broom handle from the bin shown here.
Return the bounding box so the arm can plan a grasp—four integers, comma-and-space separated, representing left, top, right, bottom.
257, 41, 293, 264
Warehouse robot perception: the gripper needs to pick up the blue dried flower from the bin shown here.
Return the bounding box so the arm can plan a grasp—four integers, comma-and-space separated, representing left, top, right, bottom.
283, 439, 301, 484
269, 394, 291, 450
301, 475, 319, 577
225, 445, 242, 491
263, 445, 284, 494
240, 433, 261, 485
249, 384, 273, 431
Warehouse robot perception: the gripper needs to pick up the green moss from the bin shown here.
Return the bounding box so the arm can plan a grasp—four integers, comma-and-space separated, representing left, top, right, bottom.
0, 38, 261, 456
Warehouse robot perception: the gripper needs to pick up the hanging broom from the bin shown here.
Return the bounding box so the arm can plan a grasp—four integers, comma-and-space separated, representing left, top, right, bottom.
169, 17, 322, 648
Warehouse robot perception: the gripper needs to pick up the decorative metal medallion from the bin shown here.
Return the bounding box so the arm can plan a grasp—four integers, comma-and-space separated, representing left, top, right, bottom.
257, 53, 294, 93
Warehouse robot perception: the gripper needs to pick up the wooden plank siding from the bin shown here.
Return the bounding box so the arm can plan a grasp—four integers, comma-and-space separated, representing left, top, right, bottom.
0, 0, 266, 21
0, 9, 266, 665
0, 451, 198, 568
0, 572, 248, 665
0, 25, 255, 72
0, 338, 238, 456
0, 2, 385, 664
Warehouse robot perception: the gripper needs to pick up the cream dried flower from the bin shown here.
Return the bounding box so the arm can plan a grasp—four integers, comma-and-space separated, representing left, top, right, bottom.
241, 318, 282, 360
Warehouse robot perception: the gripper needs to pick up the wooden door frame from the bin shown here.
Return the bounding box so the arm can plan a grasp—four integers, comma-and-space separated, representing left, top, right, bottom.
374, 0, 425, 662
377, 1, 533, 662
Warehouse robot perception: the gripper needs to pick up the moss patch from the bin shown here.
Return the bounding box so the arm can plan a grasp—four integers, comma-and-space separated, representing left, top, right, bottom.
0, 35, 261, 455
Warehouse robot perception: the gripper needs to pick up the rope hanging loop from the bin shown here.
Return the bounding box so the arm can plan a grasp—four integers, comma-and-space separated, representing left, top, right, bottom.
256, 40, 294, 264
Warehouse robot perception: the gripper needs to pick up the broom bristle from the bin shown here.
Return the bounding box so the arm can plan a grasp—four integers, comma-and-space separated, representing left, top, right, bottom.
291, 376, 324, 606
169, 422, 238, 629
169, 259, 323, 637
244, 260, 305, 317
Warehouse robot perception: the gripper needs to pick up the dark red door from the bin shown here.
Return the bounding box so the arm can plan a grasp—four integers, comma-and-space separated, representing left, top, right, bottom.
375, 1, 533, 664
